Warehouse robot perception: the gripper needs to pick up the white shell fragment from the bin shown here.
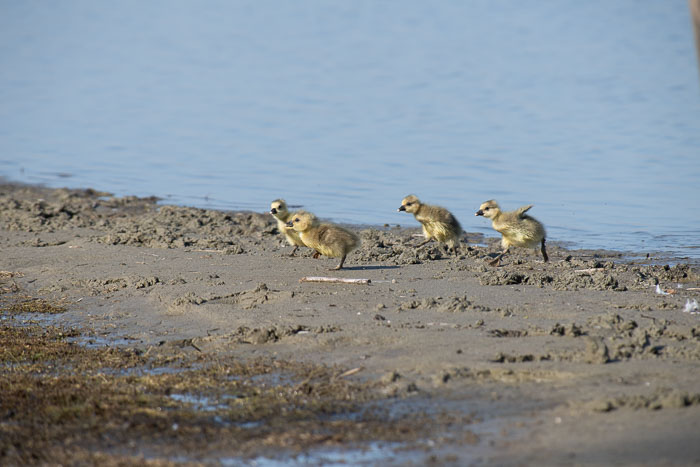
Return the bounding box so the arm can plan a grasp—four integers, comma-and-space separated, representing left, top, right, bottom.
683, 299, 699, 314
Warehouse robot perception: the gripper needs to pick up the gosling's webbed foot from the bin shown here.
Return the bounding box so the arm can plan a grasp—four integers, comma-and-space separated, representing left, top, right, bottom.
312, 251, 321, 259
489, 248, 508, 267
288, 246, 299, 257
331, 255, 347, 270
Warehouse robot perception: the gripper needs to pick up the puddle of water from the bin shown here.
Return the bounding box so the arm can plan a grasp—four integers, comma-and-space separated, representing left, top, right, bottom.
1, 312, 63, 327
168, 393, 238, 412
66, 334, 139, 348
220, 442, 427, 467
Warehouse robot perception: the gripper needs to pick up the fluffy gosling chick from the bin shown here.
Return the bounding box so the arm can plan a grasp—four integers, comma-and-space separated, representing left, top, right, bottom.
286, 211, 360, 270
270, 199, 306, 256
397, 194, 463, 254
475, 200, 548, 266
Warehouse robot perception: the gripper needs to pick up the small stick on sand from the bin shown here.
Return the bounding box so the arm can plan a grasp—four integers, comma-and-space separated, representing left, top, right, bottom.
337, 367, 363, 378
300, 276, 371, 285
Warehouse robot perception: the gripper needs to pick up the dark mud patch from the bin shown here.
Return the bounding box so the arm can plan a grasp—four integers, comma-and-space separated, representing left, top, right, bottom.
0, 275, 68, 315
0, 323, 479, 466
5, 298, 67, 314
396, 295, 492, 313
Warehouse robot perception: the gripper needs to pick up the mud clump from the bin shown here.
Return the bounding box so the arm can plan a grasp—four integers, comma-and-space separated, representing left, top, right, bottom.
491, 352, 549, 363
229, 324, 340, 344
581, 313, 700, 362
96, 205, 271, 252
479, 268, 626, 291
587, 388, 700, 412
581, 336, 611, 364
396, 295, 491, 313
208, 283, 294, 309
550, 323, 585, 337
71, 276, 161, 295
489, 328, 528, 338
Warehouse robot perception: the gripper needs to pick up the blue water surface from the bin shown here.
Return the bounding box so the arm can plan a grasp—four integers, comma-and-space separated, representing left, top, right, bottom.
1, 1, 699, 257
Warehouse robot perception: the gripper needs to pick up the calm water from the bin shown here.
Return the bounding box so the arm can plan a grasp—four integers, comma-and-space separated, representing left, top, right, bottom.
1, 1, 699, 257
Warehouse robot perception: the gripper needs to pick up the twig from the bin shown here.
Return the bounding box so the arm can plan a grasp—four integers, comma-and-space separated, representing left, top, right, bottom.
300, 277, 371, 285
337, 367, 363, 378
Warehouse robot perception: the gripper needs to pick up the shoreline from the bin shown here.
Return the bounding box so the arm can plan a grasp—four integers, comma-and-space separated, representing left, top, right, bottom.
2, 176, 697, 261
2, 181, 700, 465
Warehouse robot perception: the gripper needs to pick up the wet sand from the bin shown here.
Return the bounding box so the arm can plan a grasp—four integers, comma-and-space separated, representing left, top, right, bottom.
1, 182, 700, 465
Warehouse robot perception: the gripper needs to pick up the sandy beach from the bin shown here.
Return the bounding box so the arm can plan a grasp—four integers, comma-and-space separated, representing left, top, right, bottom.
1, 182, 699, 466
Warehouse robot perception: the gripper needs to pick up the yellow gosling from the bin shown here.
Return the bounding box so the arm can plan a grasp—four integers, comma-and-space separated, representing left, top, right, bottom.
269, 199, 306, 256
397, 194, 463, 254
286, 211, 359, 270
475, 199, 548, 266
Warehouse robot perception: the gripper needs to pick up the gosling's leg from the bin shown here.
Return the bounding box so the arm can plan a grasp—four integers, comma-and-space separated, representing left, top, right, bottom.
313, 251, 321, 259
489, 248, 509, 267
541, 239, 549, 262
331, 255, 347, 270
416, 238, 432, 248
289, 245, 299, 257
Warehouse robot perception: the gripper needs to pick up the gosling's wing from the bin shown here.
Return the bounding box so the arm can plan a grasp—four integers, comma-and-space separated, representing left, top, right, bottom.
426, 205, 460, 226
516, 205, 533, 219
445, 210, 463, 234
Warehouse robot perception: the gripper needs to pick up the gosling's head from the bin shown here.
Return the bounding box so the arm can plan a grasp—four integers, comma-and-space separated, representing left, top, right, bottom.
286, 210, 317, 232
270, 199, 288, 219
475, 200, 500, 219
398, 195, 421, 214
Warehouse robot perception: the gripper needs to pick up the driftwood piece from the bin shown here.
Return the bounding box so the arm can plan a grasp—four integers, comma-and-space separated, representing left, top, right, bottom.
337, 367, 363, 378
300, 276, 371, 285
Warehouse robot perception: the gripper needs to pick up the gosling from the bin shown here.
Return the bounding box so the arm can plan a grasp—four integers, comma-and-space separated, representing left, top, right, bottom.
270, 199, 306, 256
286, 211, 360, 270
475, 200, 548, 266
397, 194, 463, 254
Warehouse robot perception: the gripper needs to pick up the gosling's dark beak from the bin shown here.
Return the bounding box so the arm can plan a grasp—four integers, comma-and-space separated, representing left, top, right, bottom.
475, 210, 484, 216
398, 206, 406, 212
285, 221, 294, 228
270, 208, 277, 215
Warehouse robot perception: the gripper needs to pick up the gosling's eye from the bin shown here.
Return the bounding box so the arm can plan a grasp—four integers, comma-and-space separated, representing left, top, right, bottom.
294, 218, 300, 222
406, 202, 412, 206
